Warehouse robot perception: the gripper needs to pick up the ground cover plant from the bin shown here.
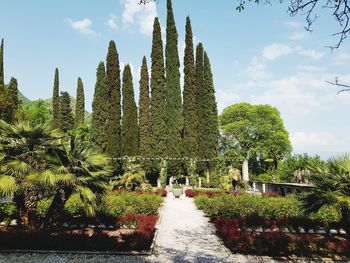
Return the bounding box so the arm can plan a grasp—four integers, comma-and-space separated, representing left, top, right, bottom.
195, 193, 350, 258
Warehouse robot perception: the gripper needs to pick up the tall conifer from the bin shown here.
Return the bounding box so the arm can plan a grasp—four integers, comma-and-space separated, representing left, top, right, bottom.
75, 77, 85, 127
3, 77, 18, 123
183, 16, 197, 158
150, 17, 167, 158
91, 62, 108, 152
121, 65, 138, 156
198, 51, 219, 168
52, 68, 60, 129
105, 41, 121, 158
0, 39, 4, 95
59, 91, 74, 133
195, 43, 204, 158
139, 56, 151, 157
165, 0, 183, 167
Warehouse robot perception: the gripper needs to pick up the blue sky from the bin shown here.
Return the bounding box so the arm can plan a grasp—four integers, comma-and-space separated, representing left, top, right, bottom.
1, 0, 350, 158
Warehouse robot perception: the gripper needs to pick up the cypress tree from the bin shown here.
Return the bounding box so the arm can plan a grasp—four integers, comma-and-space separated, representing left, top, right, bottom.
0, 39, 4, 95
75, 77, 85, 127
52, 68, 60, 129
198, 51, 219, 168
3, 77, 18, 123
195, 43, 204, 157
183, 16, 198, 158
105, 40, 121, 158
59, 91, 74, 133
121, 65, 138, 156
139, 56, 152, 158
150, 17, 167, 158
165, 0, 183, 170
91, 62, 108, 152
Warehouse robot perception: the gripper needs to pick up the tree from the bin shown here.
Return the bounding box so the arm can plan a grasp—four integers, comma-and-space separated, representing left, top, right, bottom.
165, 0, 183, 171
0, 121, 63, 229
3, 77, 19, 123
105, 41, 122, 158
183, 16, 198, 159
121, 64, 139, 156
59, 91, 74, 133
91, 62, 108, 152
17, 100, 51, 126
195, 43, 204, 158
220, 103, 292, 179
52, 68, 60, 129
138, 56, 152, 158
0, 39, 4, 95
75, 77, 85, 127
150, 17, 167, 159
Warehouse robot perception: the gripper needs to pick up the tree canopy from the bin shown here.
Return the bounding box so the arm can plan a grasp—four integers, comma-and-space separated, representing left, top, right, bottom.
220, 103, 292, 166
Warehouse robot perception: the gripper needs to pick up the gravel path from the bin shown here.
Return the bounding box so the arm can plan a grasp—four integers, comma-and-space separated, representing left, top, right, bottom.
0, 195, 337, 262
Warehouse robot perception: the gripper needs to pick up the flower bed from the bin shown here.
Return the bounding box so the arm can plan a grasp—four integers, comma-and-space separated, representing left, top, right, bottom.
195, 194, 350, 258
0, 191, 163, 252
185, 188, 224, 198
0, 214, 157, 251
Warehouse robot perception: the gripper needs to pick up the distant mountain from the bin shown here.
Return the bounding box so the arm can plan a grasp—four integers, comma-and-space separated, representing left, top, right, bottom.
18, 91, 91, 123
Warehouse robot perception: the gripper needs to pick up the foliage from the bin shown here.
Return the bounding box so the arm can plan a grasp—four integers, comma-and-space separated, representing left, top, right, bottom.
51, 68, 60, 129
59, 91, 74, 133
138, 56, 152, 171
165, 0, 183, 175
220, 103, 292, 175
105, 40, 122, 159
183, 17, 198, 159
0, 203, 16, 223
74, 77, 85, 128
113, 161, 150, 191
121, 64, 138, 156
277, 153, 325, 182
150, 17, 167, 161
17, 100, 51, 126
91, 62, 108, 152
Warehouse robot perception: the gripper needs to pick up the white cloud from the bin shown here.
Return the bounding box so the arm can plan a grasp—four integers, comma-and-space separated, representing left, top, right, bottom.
216, 89, 240, 113
296, 48, 324, 59
285, 21, 301, 28
121, 0, 157, 36
105, 14, 119, 31
291, 131, 350, 152
244, 56, 270, 80
65, 18, 96, 36
262, 43, 293, 61
333, 50, 350, 66
288, 31, 308, 41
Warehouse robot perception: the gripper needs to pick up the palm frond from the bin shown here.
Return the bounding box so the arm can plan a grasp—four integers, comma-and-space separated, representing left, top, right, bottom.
0, 176, 17, 197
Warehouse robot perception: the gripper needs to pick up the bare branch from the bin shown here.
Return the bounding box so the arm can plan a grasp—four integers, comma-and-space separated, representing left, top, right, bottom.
326, 77, 350, 94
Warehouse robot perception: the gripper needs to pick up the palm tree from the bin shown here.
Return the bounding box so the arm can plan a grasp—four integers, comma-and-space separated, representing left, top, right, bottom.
0, 120, 63, 228
42, 137, 112, 226
301, 155, 350, 235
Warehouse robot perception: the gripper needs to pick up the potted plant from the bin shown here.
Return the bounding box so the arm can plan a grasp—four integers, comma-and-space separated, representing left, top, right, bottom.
172, 184, 183, 198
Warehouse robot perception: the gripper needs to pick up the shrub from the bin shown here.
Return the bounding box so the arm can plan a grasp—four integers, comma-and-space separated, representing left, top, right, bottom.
0, 203, 16, 223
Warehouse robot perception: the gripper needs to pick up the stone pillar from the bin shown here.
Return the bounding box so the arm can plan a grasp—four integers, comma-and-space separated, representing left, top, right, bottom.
185, 177, 189, 186
206, 169, 210, 183
262, 183, 266, 193
253, 182, 256, 192
157, 180, 161, 188
198, 177, 202, 188
242, 158, 249, 181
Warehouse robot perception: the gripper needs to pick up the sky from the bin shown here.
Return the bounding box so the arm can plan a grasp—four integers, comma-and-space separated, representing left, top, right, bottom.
1, 0, 350, 159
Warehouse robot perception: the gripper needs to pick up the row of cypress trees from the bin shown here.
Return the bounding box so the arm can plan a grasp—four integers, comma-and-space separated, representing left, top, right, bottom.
90, 0, 219, 175
0, 39, 19, 124
51, 68, 85, 133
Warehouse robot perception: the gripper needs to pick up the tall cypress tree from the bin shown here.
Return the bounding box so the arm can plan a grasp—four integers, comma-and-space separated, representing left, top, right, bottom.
91, 62, 108, 152
139, 56, 152, 157
198, 51, 219, 168
195, 43, 204, 158
121, 65, 138, 156
165, 0, 183, 167
52, 68, 60, 129
3, 77, 18, 123
105, 41, 121, 158
150, 17, 167, 159
0, 39, 4, 95
75, 77, 85, 127
183, 16, 197, 158
59, 91, 74, 133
